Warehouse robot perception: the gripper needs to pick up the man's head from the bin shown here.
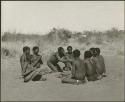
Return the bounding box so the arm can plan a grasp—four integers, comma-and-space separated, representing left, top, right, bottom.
73, 49, 80, 58
89, 47, 97, 57
95, 48, 100, 56
23, 46, 30, 55
32, 46, 39, 55
58, 47, 65, 56
67, 46, 72, 54
84, 50, 92, 59
89, 47, 95, 54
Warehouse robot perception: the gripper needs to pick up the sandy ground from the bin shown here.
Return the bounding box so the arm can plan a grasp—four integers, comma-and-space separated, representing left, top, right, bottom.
1, 55, 124, 101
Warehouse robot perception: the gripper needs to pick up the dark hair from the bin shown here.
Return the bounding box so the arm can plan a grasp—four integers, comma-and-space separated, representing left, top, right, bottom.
32, 46, 39, 51
95, 48, 100, 55
89, 47, 95, 52
89, 47, 97, 56
67, 46, 72, 50
73, 49, 80, 57
58, 47, 64, 52
84, 50, 92, 59
23, 46, 30, 53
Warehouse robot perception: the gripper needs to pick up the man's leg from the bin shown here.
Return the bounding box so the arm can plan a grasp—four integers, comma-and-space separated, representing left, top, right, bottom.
32, 68, 47, 81
61, 77, 85, 85
62, 77, 76, 84
32, 75, 42, 81
56, 64, 63, 72
24, 70, 39, 82
61, 71, 71, 78
24, 68, 45, 82
87, 75, 99, 81
47, 61, 58, 72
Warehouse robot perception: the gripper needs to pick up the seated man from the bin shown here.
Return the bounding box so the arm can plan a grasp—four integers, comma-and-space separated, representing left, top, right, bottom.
61, 49, 86, 85
20, 46, 46, 82
30, 46, 47, 81
47, 47, 68, 72
94, 48, 106, 77
84, 51, 98, 81
63, 46, 74, 71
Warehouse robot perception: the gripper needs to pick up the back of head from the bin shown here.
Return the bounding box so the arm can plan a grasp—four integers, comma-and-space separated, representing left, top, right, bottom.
93, 48, 97, 57
84, 50, 92, 59
58, 47, 65, 57
95, 48, 100, 55
67, 46, 72, 50
73, 49, 80, 58
23, 46, 30, 53
89, 47, 94, 53
58, 47, 64, 52
89, 47, 95, 51
89, 47, 97, 57
32, 46, 39, 51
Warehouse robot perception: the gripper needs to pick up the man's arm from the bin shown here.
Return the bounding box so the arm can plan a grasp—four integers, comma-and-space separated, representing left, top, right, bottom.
102, 56, 106, 73
94, 58, 101, 75
31, 56, 42, 67
55, 53, 67, 62
20, 56, 29, 76
85, 61, 93, 75
56, 53, 73, 63
39, 58, 43, 64
71, 62, 76, 78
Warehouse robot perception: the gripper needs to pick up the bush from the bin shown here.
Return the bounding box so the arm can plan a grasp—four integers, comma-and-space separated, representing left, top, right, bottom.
1, 47, 17, 57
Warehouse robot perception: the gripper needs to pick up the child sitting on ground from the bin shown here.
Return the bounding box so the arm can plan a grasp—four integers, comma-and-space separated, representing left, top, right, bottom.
63, 46, 74, 71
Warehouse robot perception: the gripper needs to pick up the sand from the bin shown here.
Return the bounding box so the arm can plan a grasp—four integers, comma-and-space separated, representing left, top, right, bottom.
1, 55, 124, 101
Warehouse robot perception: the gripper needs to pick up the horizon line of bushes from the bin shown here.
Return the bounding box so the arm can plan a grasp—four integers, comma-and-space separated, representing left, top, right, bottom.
1, 27, 124, 42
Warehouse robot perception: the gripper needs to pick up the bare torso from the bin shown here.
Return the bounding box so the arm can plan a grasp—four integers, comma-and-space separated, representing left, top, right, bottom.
72, 58, 86, 80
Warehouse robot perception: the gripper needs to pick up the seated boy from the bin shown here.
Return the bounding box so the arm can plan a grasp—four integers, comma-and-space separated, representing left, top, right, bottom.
84, 51, 98, 81
20, 46, 46, 82
63, 46, 74, 71
47, 47, 68, 72
61, 49, 86, 84
31, 46, 43, 68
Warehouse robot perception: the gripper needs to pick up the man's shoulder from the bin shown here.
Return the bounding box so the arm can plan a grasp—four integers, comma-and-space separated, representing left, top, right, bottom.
84, 59, 91, 64
74, 58, 84, 64
92, 56, 98, 61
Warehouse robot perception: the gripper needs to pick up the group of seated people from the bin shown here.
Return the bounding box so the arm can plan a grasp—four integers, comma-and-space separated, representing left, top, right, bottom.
20, 45, 106, 84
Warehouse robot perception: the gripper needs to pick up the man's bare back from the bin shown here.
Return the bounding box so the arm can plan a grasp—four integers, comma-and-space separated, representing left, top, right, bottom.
72, 58, 86, 81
